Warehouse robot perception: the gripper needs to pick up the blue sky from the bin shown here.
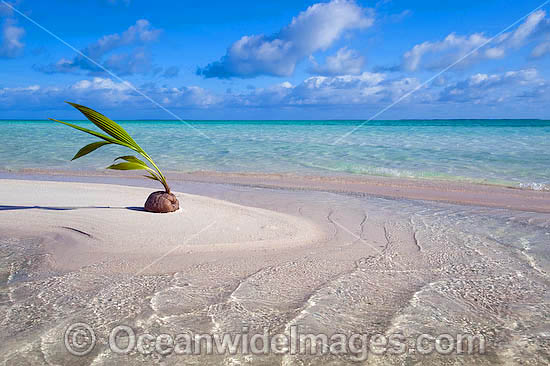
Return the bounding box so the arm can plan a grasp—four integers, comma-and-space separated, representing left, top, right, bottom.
1, 0, 550, 119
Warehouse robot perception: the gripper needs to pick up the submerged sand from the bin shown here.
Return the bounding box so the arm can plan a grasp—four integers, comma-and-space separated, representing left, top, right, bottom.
0, 177, 549, 365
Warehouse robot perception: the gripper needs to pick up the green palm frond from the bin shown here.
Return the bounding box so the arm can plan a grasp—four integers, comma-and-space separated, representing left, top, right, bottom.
72, 141, 111, 160
114, 155, 148, 165
66, 102, 142, 150
50, 102, 171, 193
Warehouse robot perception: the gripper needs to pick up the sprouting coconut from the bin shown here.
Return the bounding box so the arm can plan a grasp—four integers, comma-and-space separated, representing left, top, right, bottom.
50, 102, 179, 213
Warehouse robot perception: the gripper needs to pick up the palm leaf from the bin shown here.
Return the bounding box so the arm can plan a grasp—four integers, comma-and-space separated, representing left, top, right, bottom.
49, 118, 127, 146
143, 173, 161, 182
66, 102, 142, 151
51, 103, 172, 193
106, 162, 150, 171
72, 141, 111, 160
142, 168, 162, 181
114, 155, 148, 166
106, 159, 159, 178
113, 155, 161, 180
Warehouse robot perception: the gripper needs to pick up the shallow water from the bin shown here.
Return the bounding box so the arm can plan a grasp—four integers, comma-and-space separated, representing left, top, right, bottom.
1, 119, 550, 189
0, 176, 548, 365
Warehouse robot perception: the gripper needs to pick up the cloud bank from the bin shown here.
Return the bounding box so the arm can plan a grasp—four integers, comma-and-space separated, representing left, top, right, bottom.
3, 66, 546, 116
438, 69, 541, 103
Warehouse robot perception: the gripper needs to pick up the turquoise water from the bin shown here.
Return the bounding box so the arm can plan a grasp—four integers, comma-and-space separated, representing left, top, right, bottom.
1, 119, 549, 189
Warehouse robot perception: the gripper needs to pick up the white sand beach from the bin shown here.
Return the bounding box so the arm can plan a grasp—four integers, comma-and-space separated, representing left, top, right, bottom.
0, 175, 549, 365
0, 180, 323, 271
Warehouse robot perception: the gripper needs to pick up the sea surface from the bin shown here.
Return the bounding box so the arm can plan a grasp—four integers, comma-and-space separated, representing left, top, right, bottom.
1, 119, 549, 190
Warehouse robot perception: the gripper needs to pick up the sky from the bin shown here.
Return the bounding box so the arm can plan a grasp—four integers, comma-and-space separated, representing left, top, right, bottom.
1, 0, 550, 119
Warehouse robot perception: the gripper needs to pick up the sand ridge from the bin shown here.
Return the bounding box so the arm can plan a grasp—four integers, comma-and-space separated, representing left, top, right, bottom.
0, 179, 324, 271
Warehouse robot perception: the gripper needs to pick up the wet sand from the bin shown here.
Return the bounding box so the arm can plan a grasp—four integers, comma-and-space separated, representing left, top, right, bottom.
0, 173, 549, 365
8, 168, 550, 213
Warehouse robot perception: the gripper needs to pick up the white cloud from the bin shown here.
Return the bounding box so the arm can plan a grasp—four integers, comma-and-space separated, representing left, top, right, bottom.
439, 69, 542, 103
232, 68, 550, 109
309, 47, 365, 75
229, 71, 424, 107
37, 20, 161, 75
0, 77, 220, 112
1, 69, 548, 115
387, 9, 412, 23
531, 41, 550, 58
90, 19, 161, 57
148, 85, 221, 107
71, 77, 133, 92
508, 9, 545, 47
403, 32, 490, 71
0, 18, 24, 58
1, 72, 416, 111
403, 10, 550, 71
197, 0, 373, 78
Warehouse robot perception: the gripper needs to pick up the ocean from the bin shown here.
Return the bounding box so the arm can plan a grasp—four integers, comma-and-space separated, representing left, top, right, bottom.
1, 119, 549, 190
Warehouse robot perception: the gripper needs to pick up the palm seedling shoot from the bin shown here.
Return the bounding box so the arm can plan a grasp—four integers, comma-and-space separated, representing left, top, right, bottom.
50, 102, 179, 213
